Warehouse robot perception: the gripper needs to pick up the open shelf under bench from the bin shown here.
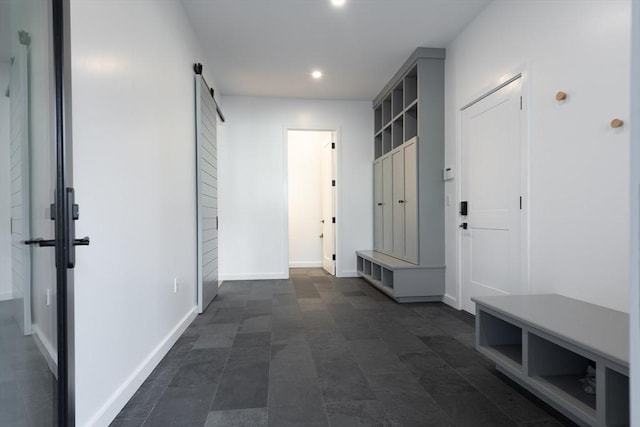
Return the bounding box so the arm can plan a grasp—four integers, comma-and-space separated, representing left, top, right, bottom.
473, 294, 629, 427
356, 250, 444, 303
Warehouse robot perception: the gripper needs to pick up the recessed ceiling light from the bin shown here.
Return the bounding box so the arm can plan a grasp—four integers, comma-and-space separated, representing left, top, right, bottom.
331, 0, 346, 7
311, 70, 323, 79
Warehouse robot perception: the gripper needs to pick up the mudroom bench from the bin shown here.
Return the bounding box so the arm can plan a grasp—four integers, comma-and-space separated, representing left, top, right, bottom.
472, 294, 629, 427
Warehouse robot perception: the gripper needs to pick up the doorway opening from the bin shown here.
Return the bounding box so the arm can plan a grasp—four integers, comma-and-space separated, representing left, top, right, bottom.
287, 130, 336, 276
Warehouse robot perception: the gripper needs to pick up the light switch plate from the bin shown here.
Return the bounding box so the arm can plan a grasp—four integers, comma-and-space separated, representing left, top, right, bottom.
443, 167, 454, 181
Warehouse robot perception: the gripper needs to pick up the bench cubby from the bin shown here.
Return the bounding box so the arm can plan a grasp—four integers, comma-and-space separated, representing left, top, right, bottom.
473, 294, 629, 427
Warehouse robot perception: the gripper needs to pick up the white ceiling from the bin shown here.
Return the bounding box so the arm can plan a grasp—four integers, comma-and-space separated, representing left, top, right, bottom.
182, 0, 491, 101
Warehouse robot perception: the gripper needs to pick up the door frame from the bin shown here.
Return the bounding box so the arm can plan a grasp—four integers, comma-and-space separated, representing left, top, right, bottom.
456, 69, 531, 311
53, 0, 76, 423
283, 127, 340, 277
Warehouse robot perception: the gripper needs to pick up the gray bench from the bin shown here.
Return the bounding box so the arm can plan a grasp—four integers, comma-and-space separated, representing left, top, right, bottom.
472, 294, 629, 427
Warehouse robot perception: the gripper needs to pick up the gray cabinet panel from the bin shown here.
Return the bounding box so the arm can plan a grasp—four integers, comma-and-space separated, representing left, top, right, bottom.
373, 160, 383, 251
404, 141, 418, 263
392, 149, 405, 258
382, 156, 393, 253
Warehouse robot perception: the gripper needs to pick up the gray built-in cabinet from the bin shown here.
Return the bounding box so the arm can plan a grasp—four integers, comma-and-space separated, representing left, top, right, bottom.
357, 48, 445, 302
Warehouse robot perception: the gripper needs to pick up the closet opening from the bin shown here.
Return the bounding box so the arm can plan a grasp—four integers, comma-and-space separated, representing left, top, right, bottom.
286, 129, 336, 275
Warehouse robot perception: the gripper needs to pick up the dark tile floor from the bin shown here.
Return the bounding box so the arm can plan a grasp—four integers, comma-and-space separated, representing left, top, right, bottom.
112, 269, 576, 427
0, 300, 56, 427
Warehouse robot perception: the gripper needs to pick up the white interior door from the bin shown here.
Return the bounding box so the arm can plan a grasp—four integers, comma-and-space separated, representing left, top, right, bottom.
461, 77, 524, 313
321, 135, 336, 275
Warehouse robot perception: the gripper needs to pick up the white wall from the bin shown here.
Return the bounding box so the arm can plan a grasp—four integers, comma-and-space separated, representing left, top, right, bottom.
0, 62, 11, 300
444, 0, 631, 312
9, 0, 57, 363
219, 96, 372, 279
629, 0, 639, 423
287, 130, 331, 268
69, 1, 219, 425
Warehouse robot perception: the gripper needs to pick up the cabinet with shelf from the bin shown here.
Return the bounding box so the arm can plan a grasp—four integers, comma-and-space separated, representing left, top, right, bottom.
359, 47, 445, 302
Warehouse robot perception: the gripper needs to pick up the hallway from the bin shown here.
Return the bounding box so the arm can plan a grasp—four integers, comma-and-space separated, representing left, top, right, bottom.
112, 269, 573, 426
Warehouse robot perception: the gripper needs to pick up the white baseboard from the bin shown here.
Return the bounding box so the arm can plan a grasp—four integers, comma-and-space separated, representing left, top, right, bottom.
0, 291, 13, 301
219, 272, 288, 281
289, 261, 323, 268
442, 294, 459, 310
338, 270, 358, 278
89, 307, 197, 427
32, 323, 57, 377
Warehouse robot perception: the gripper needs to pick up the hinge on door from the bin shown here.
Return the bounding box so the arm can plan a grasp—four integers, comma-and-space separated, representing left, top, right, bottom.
331, 142, 335, 149
332, 217, 335, 224
216, 216, 219, 230
332, 254, 336, 261
520, 196, 522, 210
520, 96, 523, 110
331, 180, 336, 187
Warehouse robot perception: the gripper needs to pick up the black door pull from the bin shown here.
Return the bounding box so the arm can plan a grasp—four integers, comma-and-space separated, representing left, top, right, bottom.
24, 238, 55, 247
459, 223, 468, 230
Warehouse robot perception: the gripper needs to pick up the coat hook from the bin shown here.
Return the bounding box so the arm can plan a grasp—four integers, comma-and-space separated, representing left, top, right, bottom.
555, 91, 567, 101
610, 118, 624, 129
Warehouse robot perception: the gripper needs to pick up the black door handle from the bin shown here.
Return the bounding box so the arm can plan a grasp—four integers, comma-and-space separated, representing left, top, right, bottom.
377, 203, 383, 206
398, 200, 405, 204
24, 238, 56, 247
459, 223, 468, 230
74, 237, 90, 246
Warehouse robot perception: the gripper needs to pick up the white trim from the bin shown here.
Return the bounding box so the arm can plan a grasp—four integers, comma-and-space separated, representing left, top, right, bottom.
456, 67, 531, 313
442, 294, 457, 309
219, 272, 289, 281
0, 291, 12, 301
339, 270, 358, 278
630, 1, 639, 424
289, 261, 323, 268
88, 307, 197, 427
32, 323, 57, 377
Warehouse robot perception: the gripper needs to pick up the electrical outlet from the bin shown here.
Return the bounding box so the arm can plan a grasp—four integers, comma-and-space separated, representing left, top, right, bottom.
173, 278, 178, 293
46, 288, 51, 306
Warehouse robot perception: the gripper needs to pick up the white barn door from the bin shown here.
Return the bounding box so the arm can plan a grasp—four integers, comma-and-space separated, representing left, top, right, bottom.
196, 75, 219, 313
460, 77, 525, 314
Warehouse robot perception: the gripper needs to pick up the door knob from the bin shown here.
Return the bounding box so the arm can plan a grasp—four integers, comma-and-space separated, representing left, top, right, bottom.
398, 200, 405, 204
459, 223, 468, 230
319, 233, 324, 238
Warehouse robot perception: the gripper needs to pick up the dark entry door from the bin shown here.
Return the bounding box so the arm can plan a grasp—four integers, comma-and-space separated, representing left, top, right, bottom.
1, 0, 81, 425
